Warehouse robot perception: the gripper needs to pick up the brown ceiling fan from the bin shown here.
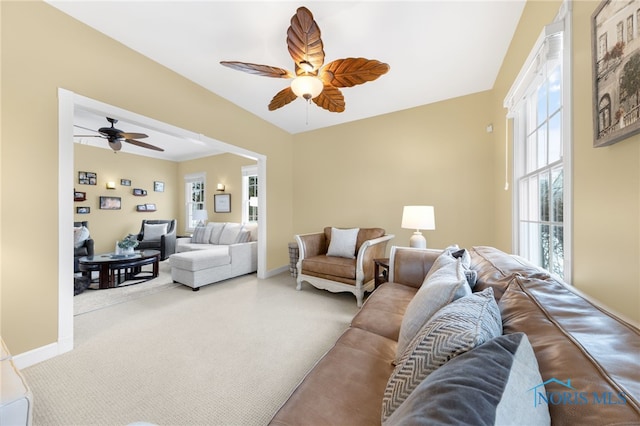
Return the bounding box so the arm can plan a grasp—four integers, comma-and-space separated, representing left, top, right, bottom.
220, 6, 390, 113
74, 117, 164, 152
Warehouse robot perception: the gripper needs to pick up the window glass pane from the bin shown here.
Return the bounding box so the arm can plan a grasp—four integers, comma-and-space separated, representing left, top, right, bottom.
548, 64, 562, 114
537, 81, 547, 126
526, 133, 537, 173
540, 224, 550, 271
552, 168, 563, 222
552, 225, 564, 276
537, 126, 548, 169
529, 175, 539, 221
539, 172, 550, 222
548, 112, 562, 163
529, 222, 542, 266
519, 179, 528, 221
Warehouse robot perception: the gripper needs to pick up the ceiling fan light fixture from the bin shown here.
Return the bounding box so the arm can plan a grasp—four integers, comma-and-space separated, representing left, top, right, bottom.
291, 75, 323, 100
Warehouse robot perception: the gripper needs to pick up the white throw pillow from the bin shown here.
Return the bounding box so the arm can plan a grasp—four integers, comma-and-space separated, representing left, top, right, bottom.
74, 226, 90, 248
219, 223, 242, 245
208, 222, 227, 244
327, 227, 360, 259
143, 223, 168, 241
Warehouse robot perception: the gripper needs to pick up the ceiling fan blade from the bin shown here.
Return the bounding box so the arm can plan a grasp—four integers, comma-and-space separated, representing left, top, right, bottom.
312, 85, 345, 113
319, 58, 390, 88
268, 87, 298, 111
109, 140, 122, 151
287, 7, 325, 73
74, 134, 105, 138
220, 61, 294, 79
120, 132, 148, 139
125, 139, 165, 152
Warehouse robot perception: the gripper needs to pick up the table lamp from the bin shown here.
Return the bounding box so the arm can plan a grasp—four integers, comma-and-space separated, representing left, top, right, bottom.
401, 206, 435, 248
193, 209, 208, 227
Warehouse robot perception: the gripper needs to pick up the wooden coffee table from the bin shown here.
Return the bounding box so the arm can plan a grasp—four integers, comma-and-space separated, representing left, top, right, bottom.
78, 250, 161, 289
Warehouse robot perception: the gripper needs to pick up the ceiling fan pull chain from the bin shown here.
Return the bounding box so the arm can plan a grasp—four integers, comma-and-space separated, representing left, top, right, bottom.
306, 99, 310, 125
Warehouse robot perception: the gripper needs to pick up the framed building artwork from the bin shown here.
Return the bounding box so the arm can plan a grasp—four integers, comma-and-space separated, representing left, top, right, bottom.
99, 196, 121, 210
592, 0, 640, 147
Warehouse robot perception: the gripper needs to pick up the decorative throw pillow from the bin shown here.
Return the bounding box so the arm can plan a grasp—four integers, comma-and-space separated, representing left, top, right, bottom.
242, 222, 258, 241
219, 223, 242, 245
191, 225, 208, 243
208, 222, 227, 244
384, 333, 550, 425
235, 230, 251, 243
74, 226, 90, 248
327, 227, 359, 259
143, 223, 168, 241
396, 252, 470, 361
382, 288, 502, 422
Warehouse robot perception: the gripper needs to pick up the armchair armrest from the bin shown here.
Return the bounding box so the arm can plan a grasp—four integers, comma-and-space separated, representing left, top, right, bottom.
295, 232, 327, 261
85, 238, 95, 257
355, 234, 394, 283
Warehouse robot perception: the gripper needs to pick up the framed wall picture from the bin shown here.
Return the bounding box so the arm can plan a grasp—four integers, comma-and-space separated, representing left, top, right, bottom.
120, 179, 131, 186
78, 171, 97, 185
145, 203, 157, 211
591, 0, 640, 147
74, 191, 86, 201
133, 188, 147, 196
136, 204, 147, 212
214, 193, 231, 213
154, 181, 165, 192
99, 196, 121, 210
76, 206, 90, 214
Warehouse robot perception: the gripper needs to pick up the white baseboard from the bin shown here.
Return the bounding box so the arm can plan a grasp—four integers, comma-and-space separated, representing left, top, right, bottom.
13, 339, 73, 369
265, 264, 290, 278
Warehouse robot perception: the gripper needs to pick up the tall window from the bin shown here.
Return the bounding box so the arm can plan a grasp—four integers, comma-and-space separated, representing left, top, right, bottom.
505, 2, 572, 281
242, 165, 258, 223
184, 172, 205, 232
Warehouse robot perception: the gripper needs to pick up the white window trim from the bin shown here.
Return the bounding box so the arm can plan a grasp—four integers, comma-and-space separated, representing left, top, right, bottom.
504, 0, 573, 283
241, 165, 258, 223
184, 172, 206, 233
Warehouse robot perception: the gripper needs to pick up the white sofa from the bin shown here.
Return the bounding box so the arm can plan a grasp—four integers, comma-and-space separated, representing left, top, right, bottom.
170, 222, 257, 290
1, 338, 33, 426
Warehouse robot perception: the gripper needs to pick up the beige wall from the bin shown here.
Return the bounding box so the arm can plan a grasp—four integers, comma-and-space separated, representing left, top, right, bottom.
292, 91, 496, 250
74, 144, 179, 253
1, 1, 293, 354
491, 0, 640, 322
177, 153, 257, 229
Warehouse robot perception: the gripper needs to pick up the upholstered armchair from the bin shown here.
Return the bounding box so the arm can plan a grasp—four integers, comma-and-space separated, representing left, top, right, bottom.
295, 227, 394, 307
136, 219, 177, 260
74, 221, 94, 274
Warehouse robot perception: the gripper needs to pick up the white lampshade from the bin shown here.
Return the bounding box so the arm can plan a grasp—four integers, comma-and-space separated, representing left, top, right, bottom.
193, 209, 208, 222
291, 76, 324, 100
401, 206, 436, 248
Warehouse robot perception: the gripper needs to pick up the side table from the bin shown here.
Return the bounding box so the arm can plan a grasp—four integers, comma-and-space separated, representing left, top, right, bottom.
374, 257, 390, 288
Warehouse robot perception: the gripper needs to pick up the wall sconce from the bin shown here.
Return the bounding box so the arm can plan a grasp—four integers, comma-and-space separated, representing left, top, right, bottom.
106, 181, 116, 190
401, 206, 436, 248
216, 183, 225, 192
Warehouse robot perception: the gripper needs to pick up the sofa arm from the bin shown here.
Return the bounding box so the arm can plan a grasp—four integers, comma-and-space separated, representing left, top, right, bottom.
295, 232, 326, 261
388, 246, 442, 289
356, 234, 394, 284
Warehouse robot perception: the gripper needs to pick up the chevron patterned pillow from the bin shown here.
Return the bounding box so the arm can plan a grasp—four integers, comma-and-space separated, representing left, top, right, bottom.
381, 287, 502, 422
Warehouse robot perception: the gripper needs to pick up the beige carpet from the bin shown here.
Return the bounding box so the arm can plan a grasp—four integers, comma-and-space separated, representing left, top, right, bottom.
24, 272, 359, 425
74, 260, 179, 316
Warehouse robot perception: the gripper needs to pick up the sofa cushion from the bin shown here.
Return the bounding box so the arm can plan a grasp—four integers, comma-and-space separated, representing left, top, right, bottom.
384, 333, 550, 425
324, 227, 386, 254
396, 250, 470, 361
351, 282, 418, 341
208, 222, 226, 244
191, 225, 208, 244
169, 246, 231, 271
270, 327, 396, 426
73, 225, 90, 248
242, 222, 258, 241
218, 223, 242, 245
143, 223, 167, 241
302, 255, 356, 281
327, 227, 359, 259
381, 288, 502, 422
499, 277, 640, 424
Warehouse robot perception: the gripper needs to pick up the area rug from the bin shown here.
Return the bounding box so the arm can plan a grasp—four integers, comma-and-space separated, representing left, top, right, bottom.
74, 260, 179, 315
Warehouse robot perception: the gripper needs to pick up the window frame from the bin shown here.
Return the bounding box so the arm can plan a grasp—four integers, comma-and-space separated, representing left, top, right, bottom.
241, 165, 258, 224
184, 172, 206, 233
504, 1, 573, 282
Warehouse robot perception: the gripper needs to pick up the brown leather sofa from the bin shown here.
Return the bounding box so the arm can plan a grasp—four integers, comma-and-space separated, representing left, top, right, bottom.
270, 246, 640, 425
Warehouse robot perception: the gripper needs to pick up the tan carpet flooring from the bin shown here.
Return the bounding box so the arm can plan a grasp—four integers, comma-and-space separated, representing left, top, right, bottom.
23, 272, 359, 425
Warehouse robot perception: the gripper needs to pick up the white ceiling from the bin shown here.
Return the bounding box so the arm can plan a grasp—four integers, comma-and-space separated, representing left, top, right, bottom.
49, 0, 525, 159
